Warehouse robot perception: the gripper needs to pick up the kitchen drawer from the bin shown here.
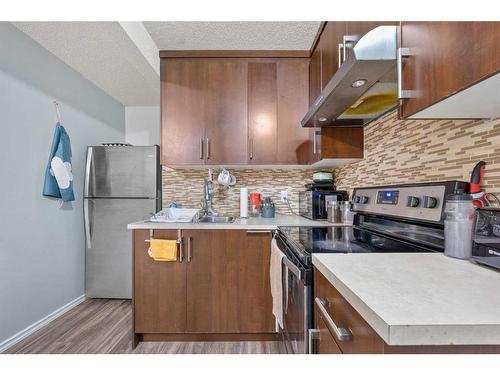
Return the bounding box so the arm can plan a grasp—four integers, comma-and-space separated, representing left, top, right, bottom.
314, 269, 384, 354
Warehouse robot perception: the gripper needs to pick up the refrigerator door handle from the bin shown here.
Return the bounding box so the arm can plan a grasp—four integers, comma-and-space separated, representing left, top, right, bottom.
84, 199, 92, 248
84, 147, 93, 197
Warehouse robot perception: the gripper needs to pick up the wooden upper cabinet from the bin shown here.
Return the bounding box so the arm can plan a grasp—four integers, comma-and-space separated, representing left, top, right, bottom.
276, 60, 310, 164
309, 22, 396, 105
319, 22, 347, 89
310, 127, 364, 163
161, 57, 310, 166
399, 22, 500, 118
248, 62, 278, 164
308, 47, 322, 107
161, 59, 207, 165
205, 61, 248, 165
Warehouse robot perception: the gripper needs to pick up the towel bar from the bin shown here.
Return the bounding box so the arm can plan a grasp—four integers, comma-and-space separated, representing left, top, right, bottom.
144, 229, 184, 262
144, 239, 182, 243
144, 229, 182, 244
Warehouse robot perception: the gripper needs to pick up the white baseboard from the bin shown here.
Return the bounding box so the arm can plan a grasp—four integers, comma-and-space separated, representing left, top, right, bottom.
0, 294, 86, 353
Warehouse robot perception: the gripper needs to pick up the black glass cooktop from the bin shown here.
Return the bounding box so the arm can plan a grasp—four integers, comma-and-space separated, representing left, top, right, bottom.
277, 226, 437, 266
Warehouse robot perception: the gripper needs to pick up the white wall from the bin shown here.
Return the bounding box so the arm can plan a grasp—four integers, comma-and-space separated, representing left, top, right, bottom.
0, 23, 125, 347
125, 106, 160, 145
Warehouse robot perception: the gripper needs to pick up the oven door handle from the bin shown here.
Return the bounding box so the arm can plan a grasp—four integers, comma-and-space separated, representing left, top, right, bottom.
282, 256, 302, 279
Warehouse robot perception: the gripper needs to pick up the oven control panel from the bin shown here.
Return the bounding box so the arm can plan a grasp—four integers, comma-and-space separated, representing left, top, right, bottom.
352, 184, 447, 222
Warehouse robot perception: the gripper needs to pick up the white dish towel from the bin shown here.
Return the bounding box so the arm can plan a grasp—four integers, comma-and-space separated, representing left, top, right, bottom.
270, 238, 286, 329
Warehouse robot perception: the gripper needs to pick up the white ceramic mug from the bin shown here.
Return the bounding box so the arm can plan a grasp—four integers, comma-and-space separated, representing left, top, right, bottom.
218, 169, 236, 186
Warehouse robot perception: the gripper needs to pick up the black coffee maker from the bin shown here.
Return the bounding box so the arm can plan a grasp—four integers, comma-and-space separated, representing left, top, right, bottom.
299, 183, 348, 220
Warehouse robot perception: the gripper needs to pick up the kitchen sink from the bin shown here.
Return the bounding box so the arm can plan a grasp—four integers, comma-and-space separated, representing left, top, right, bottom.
197, 216, 236, 223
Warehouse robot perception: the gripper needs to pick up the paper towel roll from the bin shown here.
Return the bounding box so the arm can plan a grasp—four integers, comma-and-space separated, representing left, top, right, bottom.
240, 187, 248, 218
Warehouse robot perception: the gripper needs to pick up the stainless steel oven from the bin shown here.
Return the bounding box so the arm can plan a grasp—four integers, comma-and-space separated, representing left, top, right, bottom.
275, 232, 312, 354
277, 180, 469, 354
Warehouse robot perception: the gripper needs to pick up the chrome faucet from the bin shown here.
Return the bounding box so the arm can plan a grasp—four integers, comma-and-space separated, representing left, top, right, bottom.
201, 169, 218, 217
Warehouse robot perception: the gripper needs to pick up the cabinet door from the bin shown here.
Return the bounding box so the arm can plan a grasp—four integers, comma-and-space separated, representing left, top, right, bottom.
185, 230, 275, 333
309, 47, 322, 107
321, 127, 364, 159
161, 59, 207, 165
133, 229, 187, 333
276, 60, 310, 164
314, 269, 384, 354
248, 63, 278, 164
308, 127, 363, 164
206, 61, 248, 165
399, 22, 500, 118
320, 22, 347, 89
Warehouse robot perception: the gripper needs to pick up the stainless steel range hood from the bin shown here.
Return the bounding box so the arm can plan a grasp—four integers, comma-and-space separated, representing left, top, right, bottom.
302, 26, 398, 128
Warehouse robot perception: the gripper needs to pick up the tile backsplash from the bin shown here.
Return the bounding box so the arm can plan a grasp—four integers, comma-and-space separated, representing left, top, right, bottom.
162, 168, 317, 216
335, 111, 500, 195
162, 112, 500, 215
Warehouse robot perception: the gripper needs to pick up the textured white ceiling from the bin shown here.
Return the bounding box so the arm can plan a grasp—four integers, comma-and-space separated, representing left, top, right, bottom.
13, 22, 160, 106
12, 22, 322, 107
144, 22, 321, 50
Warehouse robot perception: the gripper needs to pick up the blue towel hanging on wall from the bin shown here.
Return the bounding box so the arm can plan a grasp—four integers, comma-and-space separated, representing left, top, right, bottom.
43, 122, 75, 202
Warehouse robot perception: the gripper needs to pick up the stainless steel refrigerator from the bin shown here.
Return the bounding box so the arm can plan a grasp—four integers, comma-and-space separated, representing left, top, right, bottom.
84, 145, 161, 298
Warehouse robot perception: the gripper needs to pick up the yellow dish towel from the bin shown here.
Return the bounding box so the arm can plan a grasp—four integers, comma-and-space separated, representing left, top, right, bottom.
148, 239, 177, 262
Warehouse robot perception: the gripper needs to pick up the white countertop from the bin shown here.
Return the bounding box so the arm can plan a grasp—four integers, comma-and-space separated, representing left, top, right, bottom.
128, 214, 351, 230
312, 253, 500, 346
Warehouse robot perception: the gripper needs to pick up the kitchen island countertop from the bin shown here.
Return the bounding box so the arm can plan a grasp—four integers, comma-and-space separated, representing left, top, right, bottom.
128, 214, 351, 230
313, 252, 500, 346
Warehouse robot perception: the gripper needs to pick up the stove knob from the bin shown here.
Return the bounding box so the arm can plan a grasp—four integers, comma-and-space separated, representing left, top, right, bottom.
354, 195, 361, 204
406, 196, 420, 207
360, 196, 369, 204
422, 196, 438, 208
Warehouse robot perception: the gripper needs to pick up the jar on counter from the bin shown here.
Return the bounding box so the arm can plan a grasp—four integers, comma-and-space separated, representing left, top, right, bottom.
327, 201, 342, 223
444, 192, 476, 259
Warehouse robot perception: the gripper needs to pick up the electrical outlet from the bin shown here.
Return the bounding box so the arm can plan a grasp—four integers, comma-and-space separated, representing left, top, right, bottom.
280, 190, 289, 203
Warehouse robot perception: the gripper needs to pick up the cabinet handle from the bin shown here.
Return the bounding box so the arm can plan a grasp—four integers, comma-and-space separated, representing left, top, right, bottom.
249, 138, 254, 160
187, 236, 192, 262
199, 138, 204, 160
397, 47, 414, 99
308, 329, 320, 354
178, 237, 184, 262
337, 43, 344, 68
84, 199, 93, 249
206, 138, 210, 159
314, 297, 352, 341
342, 35, 359, 63
313, 129, 320, 155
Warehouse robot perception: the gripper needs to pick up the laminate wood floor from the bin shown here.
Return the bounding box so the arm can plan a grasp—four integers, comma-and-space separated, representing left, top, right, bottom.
5, 299, 286, 354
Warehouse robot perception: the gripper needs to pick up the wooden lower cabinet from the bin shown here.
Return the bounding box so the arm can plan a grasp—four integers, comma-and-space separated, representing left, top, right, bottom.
133, 229, 187, 334
315, 311, 343, 354
185, 230, 274, 333
133, 229, 275, 345
313, 269, 384, 354
313, 268, 500, 354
